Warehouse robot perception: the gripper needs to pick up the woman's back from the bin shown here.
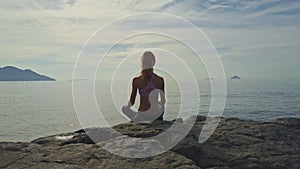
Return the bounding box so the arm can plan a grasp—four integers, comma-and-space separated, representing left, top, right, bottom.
133, 73, 164, 111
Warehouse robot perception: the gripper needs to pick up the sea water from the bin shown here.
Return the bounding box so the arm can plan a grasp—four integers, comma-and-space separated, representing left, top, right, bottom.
0, 78, 299, 142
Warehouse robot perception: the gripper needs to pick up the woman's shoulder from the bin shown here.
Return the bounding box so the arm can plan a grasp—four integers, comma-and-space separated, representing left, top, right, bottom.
133, 75, 142, 80
133, 73, 164, 81
132, 76, 143, 83
154, 73, 164, 79
153, 73, 164, 83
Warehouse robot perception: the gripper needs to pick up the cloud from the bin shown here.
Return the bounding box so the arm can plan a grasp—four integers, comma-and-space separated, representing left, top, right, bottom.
15, 55, 70, 66
0, 0, 300, 79
26, 0, 78, 10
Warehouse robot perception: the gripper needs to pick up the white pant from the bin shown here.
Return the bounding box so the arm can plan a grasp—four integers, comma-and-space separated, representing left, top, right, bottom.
122, 104, 164, 122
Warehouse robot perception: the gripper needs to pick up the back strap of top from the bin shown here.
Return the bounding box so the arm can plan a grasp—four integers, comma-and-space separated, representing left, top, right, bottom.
139, 74, 156, 97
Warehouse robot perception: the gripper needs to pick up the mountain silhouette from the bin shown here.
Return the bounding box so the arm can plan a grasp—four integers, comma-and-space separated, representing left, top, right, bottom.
0, 66, 55, 81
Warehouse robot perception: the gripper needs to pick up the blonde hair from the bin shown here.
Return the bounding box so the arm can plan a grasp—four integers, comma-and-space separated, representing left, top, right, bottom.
141, 51, 156, 79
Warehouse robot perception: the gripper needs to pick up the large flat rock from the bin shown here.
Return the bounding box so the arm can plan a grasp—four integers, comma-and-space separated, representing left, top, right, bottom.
1, 116, 299, 169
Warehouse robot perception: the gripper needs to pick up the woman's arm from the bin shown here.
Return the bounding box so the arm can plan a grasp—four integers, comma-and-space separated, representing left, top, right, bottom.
128, 78, 137, 107
160, 78, 166, 105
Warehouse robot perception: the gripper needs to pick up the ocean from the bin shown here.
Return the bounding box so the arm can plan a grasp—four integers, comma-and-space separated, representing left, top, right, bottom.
0, 78, 299, 142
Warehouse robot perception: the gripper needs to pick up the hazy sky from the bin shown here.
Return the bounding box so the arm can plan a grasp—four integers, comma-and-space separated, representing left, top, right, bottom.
0, 0, 299, 80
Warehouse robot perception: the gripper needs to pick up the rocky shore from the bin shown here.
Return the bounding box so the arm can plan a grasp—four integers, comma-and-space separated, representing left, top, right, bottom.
1, 116, 299, 169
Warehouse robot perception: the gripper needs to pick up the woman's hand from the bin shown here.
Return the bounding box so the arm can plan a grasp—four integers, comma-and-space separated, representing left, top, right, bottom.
158, 101, 165, 106
124, 101, 133, 108
158, 101, 165, 111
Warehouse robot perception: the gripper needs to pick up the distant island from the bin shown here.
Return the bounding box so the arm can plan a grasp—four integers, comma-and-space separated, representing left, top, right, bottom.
205, 77, 214, 80
230, 75, 241, 80
0, 66, 55, 81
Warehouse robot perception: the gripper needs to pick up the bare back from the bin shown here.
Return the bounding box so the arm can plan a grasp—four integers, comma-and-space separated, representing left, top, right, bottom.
129, 73, 165, 112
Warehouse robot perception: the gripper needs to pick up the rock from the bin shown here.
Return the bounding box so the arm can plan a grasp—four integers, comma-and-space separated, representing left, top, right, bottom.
272, 117, 300, 130
1, 116, 299, 169
0, 142, 199, 169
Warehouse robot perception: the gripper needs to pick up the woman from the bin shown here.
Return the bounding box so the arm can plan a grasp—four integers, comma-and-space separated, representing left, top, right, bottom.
122, 51, 166, 122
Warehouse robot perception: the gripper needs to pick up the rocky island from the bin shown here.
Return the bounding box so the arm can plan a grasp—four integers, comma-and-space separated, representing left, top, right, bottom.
0, 66, 55, 81
230, 75, 241, 80
0, 116, 299, 169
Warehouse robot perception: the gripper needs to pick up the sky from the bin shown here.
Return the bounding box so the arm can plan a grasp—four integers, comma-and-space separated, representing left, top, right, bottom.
0, 0, 300, 80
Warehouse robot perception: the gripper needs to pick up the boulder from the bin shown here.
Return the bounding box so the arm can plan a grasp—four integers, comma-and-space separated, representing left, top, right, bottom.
1, 116, 299, 169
